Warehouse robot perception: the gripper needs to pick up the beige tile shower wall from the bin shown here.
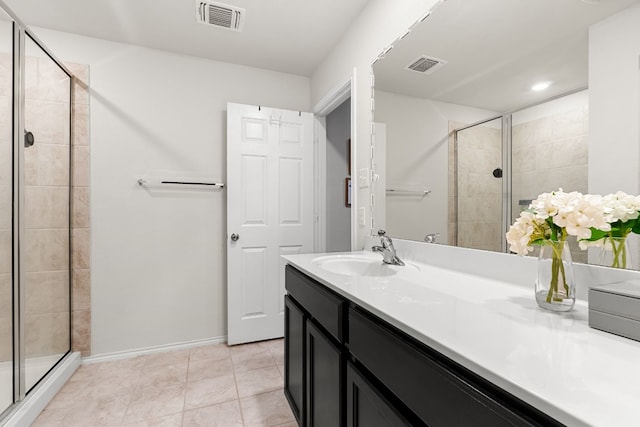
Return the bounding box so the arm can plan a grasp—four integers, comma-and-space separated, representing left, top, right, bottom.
68, 63, 90, 356
452, 123, 503, 252
512, 106, 588, 263
21, 58, 91, 359
23, 55, 72, 359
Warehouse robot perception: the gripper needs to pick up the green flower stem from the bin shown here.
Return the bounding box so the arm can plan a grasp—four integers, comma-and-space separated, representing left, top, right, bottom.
546, 239, 568, 303
546, 255, 557, 303
603, 231, 630, 269
609, 237, 627, 269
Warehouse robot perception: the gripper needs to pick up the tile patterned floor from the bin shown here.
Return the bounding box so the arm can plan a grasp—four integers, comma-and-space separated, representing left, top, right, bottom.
32, 339, 296, 427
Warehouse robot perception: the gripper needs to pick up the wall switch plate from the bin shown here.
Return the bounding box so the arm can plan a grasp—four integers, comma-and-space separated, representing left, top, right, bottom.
359, 207, 366, 226
358, 168, 369, 188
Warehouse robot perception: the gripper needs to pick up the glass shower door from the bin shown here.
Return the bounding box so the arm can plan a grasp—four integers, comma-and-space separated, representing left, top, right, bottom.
0, 9, 13, 413
455, 118, 504, 252
23, 34, 71, 392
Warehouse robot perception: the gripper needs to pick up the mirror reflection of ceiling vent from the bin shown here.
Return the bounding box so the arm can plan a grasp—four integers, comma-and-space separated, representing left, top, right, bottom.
405, 55, 447, 75
196, 1, 245, 32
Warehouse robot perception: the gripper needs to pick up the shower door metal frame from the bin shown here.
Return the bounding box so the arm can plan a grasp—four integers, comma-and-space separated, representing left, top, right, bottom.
12, 16, 26, 404
501, 115, 512, 253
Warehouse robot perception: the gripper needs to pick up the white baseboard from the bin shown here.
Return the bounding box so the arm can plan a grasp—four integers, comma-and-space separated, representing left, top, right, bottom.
2, 352, 81, 427
82, 335, 228, 365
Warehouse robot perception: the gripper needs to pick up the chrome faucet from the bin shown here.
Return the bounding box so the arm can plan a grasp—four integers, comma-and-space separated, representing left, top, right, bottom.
372, 230, 405, 266
424, 233, 440, 243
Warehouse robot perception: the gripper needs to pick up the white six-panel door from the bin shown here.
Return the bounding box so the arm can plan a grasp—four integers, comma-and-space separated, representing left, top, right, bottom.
227, 103, 314, 345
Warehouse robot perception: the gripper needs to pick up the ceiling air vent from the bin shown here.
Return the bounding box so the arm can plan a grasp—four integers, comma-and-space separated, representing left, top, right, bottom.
196, 1, 245, 32
405, 55, 447, 75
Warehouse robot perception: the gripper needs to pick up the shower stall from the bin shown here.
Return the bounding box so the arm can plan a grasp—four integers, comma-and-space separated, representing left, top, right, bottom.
451, 117, 505, 253
1, 2, 79, 423
449, 91, 589, 262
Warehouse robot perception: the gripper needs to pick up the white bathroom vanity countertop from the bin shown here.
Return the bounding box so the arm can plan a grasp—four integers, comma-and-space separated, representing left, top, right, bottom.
283, 251, 640, 427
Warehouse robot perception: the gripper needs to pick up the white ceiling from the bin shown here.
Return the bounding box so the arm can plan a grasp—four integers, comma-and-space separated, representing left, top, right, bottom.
3, 0, 371, 76
373, 0, 640, 113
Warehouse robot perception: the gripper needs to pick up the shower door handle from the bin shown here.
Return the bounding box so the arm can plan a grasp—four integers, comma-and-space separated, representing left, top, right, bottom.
230, 233, 240, 242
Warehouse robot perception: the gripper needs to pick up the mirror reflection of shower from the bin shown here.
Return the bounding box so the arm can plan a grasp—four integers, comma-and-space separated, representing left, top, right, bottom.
448, 91, 589, 261
510, 92, 589, 263
450, 117, 503, 252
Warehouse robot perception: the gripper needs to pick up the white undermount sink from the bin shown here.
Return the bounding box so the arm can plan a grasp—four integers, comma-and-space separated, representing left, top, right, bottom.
312, 253, 418, 277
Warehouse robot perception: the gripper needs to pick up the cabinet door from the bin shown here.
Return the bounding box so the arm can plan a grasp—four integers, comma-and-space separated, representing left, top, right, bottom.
306, 319, 342, 427
285, 296, 305, 426
346, 362, 411, 427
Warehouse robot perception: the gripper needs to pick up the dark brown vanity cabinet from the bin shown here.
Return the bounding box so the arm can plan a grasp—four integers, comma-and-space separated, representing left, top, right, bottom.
348, 307, 563, 427
346, 361, 411, 427
306, 319, 343, 426
284, 265, 346, 427
284, 265, 564, 427
284, 296, 305, 423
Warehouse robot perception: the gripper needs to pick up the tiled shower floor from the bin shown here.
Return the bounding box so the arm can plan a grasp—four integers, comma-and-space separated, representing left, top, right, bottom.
32, 339, 295, 427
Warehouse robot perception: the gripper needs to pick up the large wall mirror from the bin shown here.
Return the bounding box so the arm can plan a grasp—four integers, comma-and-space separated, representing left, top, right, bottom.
372, 0, 640, 267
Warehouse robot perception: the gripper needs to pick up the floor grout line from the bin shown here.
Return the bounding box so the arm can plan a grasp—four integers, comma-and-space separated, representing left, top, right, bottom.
231, 355, 246, 427
180, 350, 192, 427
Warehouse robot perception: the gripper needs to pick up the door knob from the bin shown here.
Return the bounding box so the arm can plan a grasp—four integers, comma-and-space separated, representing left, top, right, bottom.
231, 233, 240, 242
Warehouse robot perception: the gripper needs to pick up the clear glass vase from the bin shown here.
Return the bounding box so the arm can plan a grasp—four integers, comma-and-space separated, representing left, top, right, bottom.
598, 236, 632, 269
535, 240, 575, 312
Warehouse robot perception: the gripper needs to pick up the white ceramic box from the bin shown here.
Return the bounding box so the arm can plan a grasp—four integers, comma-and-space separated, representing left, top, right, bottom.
589, 280, 640, 342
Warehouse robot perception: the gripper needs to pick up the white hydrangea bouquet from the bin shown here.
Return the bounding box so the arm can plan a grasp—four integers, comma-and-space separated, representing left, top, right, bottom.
506, 189, 611, 256
506, 189, 611, 309
578, 191, 640, 268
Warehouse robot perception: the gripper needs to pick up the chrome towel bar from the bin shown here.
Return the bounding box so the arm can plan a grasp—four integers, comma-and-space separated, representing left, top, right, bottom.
137, 178, 225, 189
386, 188, 431, 196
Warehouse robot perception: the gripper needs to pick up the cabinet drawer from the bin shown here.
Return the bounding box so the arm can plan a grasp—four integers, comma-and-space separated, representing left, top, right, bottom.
286, 265, 345, 342
348, 307, 561, 427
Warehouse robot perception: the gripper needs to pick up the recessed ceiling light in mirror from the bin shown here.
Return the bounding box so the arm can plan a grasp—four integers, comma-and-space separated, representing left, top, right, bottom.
531, 82, 551, 91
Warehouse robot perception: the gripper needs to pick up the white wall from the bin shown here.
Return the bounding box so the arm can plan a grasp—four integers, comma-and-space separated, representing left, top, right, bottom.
589, 4, 640, 196
512, 90, 588, 126
325, 99, 351, 252
589, 4, 640, 267
375, 90, 496, 243
311, 0, 442, 249
31, 28, 310, 355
